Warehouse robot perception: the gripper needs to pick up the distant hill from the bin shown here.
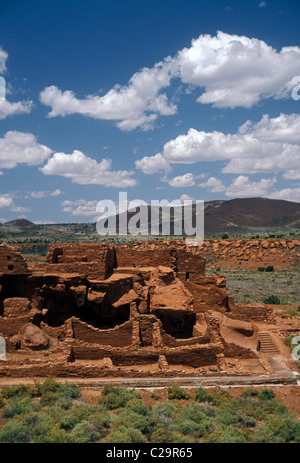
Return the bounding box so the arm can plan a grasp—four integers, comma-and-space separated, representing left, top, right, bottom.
204, 198, 300, 231
3, 219, 35, 229
98, 197, 300, 234
0, 197, 299, 243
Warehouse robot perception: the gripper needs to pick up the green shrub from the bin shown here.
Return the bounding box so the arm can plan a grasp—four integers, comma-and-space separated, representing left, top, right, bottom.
265, 266, 275, 272
263, 295, 281, 304
150, 427, 175, 443
88, 411, 110, 432
203, 424, 248, 443
210, 390, 233, 408
170, 418, 203, 437
58, 382, 81, 400
43, 426, 73, 443
180, 403, 208, 421
260, 398, 289, 415
60, 414, 80, 430
215, 402, 256, 428
103, 425, 146, 443
240, 399, 267, 421
150, 391, 160, 400
40, 391, 58, 406
111, 409, 150, 434
242, 388, 259, 398
2, 396, 39, 418
253, 415, 300, 443
36, 376, 61, 396
126, 399, 151, 416
0, 421, 30, 443
167, 383, 191, 400
98, 384, 140, 410
258, 266, 275, 273
258, 388, 275, 401
69, 421, 100, 443
195, 387, 213, 403
0, 384, 35, 399
152, 401, 180, 424
12, 410, 56, 443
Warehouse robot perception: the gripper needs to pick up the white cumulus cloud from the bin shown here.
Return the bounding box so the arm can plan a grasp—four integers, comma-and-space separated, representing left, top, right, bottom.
224, 175, 276, 197
199, 175, 276, 198
0, 131, 53, 169
41, 150, 137, 187
0, 194, 13, 208
136, 113, 300, 179
168, 173, 195, 188
40, 32, 300, 129
177, 31, 300, 108
40, 58, 177, 131
0, 99, 33, 119
198, 176, 226, 193
29, 189, 62, 199
61, 199, 98, 217
266, 188, 300, 202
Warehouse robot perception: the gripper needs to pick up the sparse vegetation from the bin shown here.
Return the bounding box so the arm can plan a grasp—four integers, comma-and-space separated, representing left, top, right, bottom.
206, 268, 300, 305
167, 383, 191, 400
283, 307, 300, 317
258, 266, 275, 272
263, 295, 281, 304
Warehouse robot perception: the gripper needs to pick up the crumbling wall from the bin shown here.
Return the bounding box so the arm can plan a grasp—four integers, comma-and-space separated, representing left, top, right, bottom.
45, 262, 109, 280
229, 303, 275, 323
176, 250, 206, 283
0, 244, 29, 274
69, 317, 133, 347
116, 248, 171, 268
46, 243, 116, 279
2, 298, 31, 318
0, 315, 32, 336
116, 242, 206, 279
185, 275, 229, 313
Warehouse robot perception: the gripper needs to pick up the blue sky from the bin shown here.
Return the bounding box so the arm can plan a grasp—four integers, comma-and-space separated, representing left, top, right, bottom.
0, 0, 300, 224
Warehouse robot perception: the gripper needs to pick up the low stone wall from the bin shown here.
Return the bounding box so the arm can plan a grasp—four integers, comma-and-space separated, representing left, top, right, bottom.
70, 318, 133, 348
229, 303, 275, 323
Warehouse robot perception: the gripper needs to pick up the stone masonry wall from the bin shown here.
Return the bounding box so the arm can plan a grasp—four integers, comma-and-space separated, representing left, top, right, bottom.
0, 244, 29, 274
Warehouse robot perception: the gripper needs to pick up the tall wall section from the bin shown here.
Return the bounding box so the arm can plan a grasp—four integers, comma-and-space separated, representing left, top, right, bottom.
0, 244, 29, 274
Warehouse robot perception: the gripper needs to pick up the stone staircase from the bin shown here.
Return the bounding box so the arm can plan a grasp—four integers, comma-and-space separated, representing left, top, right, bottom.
258, 331, 279, 355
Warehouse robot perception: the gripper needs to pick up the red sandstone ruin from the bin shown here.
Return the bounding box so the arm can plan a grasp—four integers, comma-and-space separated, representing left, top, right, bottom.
0, 241, 297, 379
